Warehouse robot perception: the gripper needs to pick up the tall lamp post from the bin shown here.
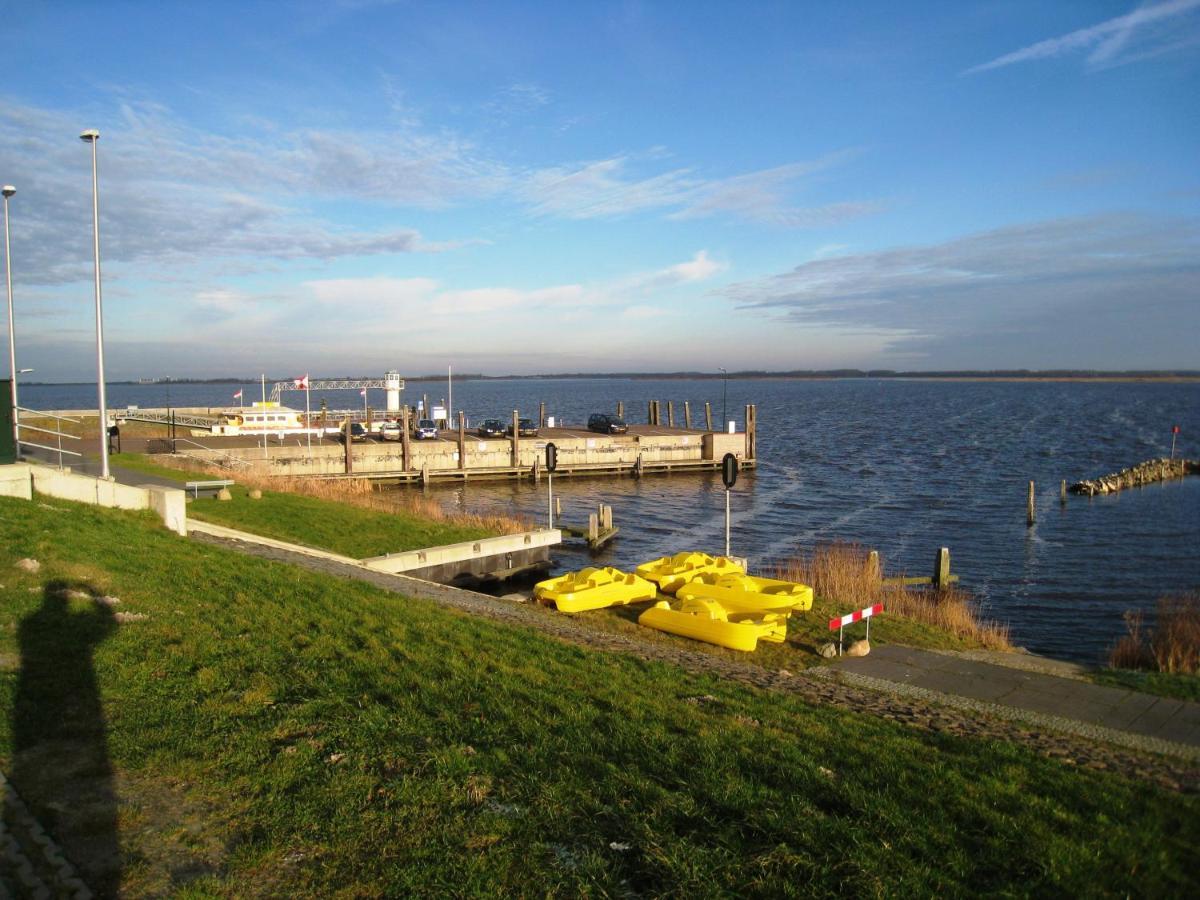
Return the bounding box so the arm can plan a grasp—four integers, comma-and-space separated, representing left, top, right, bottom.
81, 129, 110, 479
719, 367, 728, 431
3, 185, 17, 452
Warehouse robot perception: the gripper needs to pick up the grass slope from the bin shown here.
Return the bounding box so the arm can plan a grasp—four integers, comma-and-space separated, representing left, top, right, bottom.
112, 452, 494, 557
0, 496, 1196, 896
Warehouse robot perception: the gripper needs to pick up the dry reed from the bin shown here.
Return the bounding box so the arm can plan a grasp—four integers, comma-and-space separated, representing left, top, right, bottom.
773, 541, 1012, 650
150, 455, 529, 534
1110, 593, 1200, 674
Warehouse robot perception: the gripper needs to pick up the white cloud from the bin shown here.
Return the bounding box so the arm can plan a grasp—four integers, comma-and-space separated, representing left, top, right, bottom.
965, 0, 1200, 74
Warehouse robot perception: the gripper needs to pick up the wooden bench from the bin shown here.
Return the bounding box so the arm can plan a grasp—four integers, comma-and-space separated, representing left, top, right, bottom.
184, 479, 235, 498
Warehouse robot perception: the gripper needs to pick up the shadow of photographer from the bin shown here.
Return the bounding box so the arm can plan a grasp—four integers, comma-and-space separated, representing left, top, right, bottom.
9, 579, 120, 896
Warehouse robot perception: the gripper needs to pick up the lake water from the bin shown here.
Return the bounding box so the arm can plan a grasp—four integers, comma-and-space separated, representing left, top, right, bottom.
22, 377, 1200, 663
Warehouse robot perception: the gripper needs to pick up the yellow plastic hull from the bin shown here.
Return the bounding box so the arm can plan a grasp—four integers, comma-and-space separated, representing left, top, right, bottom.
634, 552, 746, 594
678, 575, 814, 613
534, 566, 657, 612
638, 598, 788, 651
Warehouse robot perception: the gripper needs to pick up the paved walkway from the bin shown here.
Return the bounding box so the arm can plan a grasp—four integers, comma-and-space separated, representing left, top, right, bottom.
832, 645, 1200, 754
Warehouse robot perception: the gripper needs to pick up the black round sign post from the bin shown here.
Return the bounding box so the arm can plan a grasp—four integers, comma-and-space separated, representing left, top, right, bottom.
721, 453, 738, 557
545, 443, 558, 528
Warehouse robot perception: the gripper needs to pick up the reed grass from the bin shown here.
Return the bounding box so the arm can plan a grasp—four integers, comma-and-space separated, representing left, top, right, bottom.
773, 541, 1012, 650
1109, 593, 1200, 675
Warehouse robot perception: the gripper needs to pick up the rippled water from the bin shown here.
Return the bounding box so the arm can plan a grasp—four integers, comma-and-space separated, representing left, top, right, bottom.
24, 377, 1200, 662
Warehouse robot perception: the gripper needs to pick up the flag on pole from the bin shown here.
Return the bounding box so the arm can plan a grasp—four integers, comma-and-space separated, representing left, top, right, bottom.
233, 389, 243, 399
1173, 425, 1182, 434
360, 389, 367, 397
294, 375, 309, 390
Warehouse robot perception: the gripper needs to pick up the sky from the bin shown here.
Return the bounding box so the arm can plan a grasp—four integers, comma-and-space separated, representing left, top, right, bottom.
1, 0, 1197, 380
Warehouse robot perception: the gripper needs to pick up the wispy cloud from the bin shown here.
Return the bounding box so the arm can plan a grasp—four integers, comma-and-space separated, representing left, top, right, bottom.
965, 0, 1200, 74
723, 213, 1200, 365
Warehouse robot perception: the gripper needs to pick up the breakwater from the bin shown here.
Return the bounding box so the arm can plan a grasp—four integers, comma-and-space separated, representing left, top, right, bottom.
1069, 458, 1197, 496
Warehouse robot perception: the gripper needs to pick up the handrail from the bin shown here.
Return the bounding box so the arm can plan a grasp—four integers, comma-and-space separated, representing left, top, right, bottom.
17, 439, 82, 458
16, 406, 81, 424
17, 423, 81, 440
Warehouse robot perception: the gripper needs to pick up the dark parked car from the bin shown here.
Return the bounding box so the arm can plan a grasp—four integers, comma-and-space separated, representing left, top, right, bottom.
477, 418, 506, 437
340, 422, 367, 443
414, 419, 439, 440
588, 413, 627, 434
507, 418, 539, 437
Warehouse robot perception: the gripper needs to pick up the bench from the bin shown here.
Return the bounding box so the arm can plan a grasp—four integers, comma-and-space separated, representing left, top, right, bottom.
185, 479, 235, 498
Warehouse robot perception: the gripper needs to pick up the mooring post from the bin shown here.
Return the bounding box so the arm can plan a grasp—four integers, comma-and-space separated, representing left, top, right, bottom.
600, 504, 612, 530
343, 415, 353, 474
555, 496, 561, 518
588, 512, 599, 543
867, 550, 881, 584
634, 452, 644, 478
422, 393, 428, 419
533, 455, 540, 483
1027, 481, 1036, 527
1060, 479, 1067, 505
647, 400, 654, 425
511, 409, 520, 468
539, 401, 546, 429
667, 401, 675, 428
457, 411, 466, 470
617, 400, 624, 419
401, 408, 411, 472
933, 547, 950, 589
746, 404, 757, 460
366, 405, 373, 431
705, 401, 713, 431
683, 401, 692, 430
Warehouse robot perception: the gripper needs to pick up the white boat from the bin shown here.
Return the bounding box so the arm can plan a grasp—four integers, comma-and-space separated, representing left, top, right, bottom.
212, 401, 308, 435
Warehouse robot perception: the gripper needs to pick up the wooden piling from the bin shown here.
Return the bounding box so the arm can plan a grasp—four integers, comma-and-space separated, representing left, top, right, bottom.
539, 401, 546, 429
532, 456, 540, 483
554, 496, 561, 518
704, 402, 713, 431
422, 393, 429, 419
667, 400, 675, 428
400, 408, 411, 471
587, 513, 599, 543
933, 547, 951, 589
457, 411, 466, 470
1060, 479, 1067, 504
1027, 481, 1036, 527
366, 406, 373, 429
648, 400, 654, 425
511, 409, 520, 467
617, 400, 624, 419
343, 415, 353, 474
745, 404, 757, 460
684, 401, 692, 429
867, 550, 881, 584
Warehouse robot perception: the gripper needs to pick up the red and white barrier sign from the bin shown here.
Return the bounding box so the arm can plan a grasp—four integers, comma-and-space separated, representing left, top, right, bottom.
829, 603, 884, 631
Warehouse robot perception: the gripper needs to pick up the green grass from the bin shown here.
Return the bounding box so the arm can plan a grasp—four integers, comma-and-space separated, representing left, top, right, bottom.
111, 452, 495, 557
1, 495, 1197, 896
1092, 668, 1200, 702
110, 453, 199, 484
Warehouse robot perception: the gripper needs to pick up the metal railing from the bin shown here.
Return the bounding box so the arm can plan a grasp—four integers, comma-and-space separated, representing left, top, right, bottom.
16, 407, 82, 469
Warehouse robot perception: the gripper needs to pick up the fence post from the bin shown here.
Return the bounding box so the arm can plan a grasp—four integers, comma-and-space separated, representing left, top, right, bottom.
933, 547, 950, 589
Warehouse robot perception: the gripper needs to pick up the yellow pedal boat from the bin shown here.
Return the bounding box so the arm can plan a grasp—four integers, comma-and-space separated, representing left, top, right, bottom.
638, 597, 788, 652
634, 552, 745, 594
677, 574, 814, 613
534, 566, 657, 613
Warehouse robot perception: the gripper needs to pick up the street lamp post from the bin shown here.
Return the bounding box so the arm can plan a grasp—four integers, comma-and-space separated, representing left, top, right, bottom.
81, 129, 110, 479
3, 185, 17, 452
719, 367, 728, 431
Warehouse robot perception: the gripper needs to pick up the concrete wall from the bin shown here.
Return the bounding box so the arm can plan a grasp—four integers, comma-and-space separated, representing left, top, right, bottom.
27, 464, 187, 535
362, 529, 561, 575
0, 463, 33, 500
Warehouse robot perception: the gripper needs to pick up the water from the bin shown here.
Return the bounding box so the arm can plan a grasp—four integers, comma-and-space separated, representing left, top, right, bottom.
22, 377, 1200, 663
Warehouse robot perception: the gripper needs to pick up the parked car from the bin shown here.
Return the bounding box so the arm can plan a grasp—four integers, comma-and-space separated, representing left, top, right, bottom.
379, 420, 401, 441
507, 418, 539, 437
588, 413, 628, 434
477, 418, 506, 437
413, 418, 439, 440
340, 422, 367, 443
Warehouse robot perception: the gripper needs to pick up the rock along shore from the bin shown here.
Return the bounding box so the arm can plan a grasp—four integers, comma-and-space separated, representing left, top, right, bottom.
1069, 457, 1198, 496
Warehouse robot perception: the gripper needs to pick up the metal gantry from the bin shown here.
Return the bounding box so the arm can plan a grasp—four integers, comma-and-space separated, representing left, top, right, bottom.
268, 377, 403, 402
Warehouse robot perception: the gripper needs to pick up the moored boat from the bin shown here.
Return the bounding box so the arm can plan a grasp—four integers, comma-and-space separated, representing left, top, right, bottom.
534, 566, 657, 612
634, 552, 745, 594
638, 597, 788, 651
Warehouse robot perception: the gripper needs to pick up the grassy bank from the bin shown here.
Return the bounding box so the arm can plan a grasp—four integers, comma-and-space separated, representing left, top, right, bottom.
1, 496, 1197, 896
111, 452, 509, 557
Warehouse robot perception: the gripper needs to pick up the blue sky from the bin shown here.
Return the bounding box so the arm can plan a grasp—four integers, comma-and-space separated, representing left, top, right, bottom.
2, 0, 1198, 379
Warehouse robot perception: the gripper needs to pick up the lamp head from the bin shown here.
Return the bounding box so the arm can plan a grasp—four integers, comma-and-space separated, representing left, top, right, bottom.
1, 185, 14, 198
79, 129, 100, 142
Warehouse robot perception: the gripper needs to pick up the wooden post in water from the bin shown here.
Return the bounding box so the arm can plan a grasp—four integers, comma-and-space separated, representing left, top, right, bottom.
933, 547, 951, 589
366, 406, 373, 431
704, 402, 713, 431
532, 455, 540, 483
745, 404, 757, 460
648, 400, 654, 424
1027, 481, 1036, 527
539, 401, 546, 429
588, 512, 599, 543
554, 496, 561, 518
401, 408, 411, 473
342, 415, 353, 474
511, 409, 520, 468
1060, 480, 1067, 505
684, 401, 692, 430
667, 400, 675, 428
457, 411, 466, 470
617, 400, 624, 419
422, 393, 428, 420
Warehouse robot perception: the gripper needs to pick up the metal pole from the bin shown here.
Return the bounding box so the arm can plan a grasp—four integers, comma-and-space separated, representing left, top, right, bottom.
3, 188, 17, 453
720, 367, 727, 429
306, 384, 312, 453
82, 131, 110, 479
448, 363, 452, 424
1171, 431, 1177, 461
725, 488, 731, 557
548, 473, 554, 529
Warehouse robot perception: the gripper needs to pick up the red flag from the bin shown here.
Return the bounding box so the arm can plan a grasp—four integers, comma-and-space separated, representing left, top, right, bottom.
233, 389, 243, 399
294, 374, 309, 390
360, 389, 367, 397
1173, 425, 1181, 434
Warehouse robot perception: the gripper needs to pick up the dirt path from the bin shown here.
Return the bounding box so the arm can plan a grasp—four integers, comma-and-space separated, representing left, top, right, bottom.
190, 531, 1199, 794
